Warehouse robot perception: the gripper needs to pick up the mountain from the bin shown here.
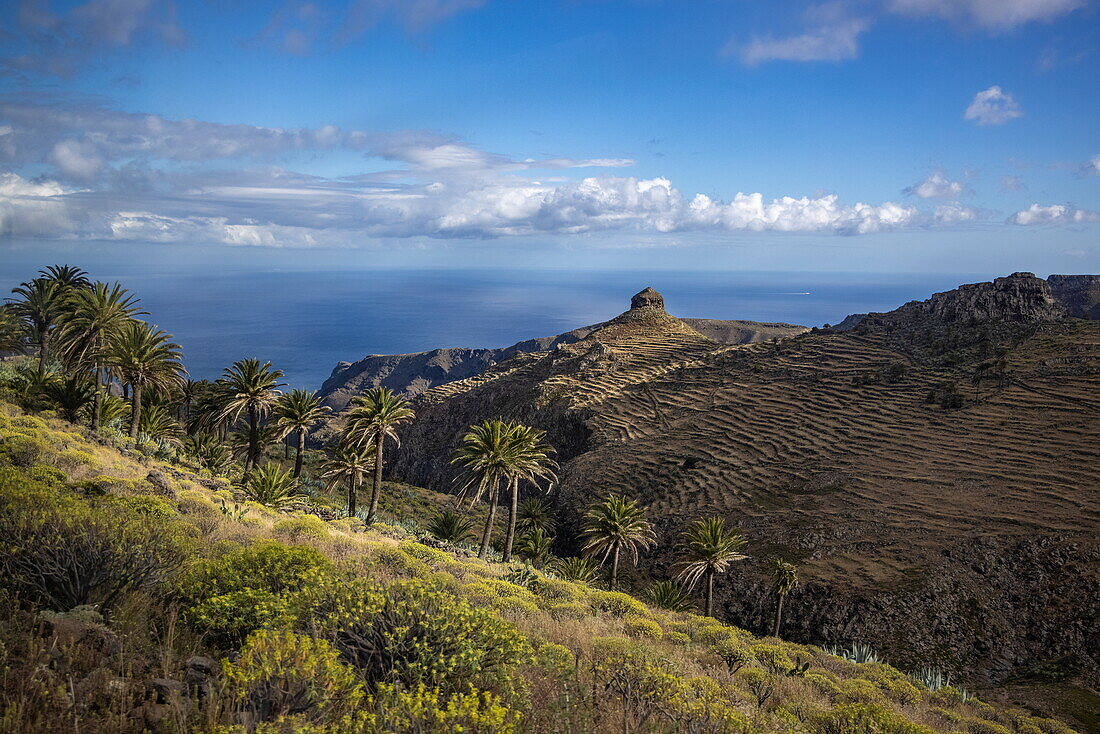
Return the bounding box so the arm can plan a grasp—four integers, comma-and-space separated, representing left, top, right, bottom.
316, 294, 807, 411
384, 275, 1100, 687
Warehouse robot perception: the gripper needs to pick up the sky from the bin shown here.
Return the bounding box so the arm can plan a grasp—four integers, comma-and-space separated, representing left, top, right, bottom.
0, 0, 1098, 274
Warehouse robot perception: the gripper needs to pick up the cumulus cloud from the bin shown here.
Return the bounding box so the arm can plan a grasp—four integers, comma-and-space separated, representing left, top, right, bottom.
904, 171, 966, 198
888, 0, 1085, 31
1083, 154, 1100, 176
965, 86, 1023, 126
1009, 203, 1100, 225
735, 3, 869, 65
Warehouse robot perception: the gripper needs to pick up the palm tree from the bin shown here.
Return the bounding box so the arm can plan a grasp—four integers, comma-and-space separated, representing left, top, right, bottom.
273, 389, 330, 477
216, 358, 285, 471
676, 517, 747, 618
344, 387, 415, 524
517, 496, 556, 535
0, 304, 25, 354
239, 463, 300, 508
108, 320, 186, 439
426, 508, 476, 544
7, 278, 65, 375
183, 433, 233, 475
642, 581, 696, 612
39, 264, 91, 292
515, 527, 555, 568
551, 556, 602, 585
44, 377, 93, 423
57, 282, 145, 430
768, 559, 798, 637
581, 494, 656, 590
320, 442, 374, 518
501, 424, 557, 563
451, 419, 515, 559
139, 403, 184, 446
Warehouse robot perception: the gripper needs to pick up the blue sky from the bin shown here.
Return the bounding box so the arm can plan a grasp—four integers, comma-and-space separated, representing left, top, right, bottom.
1, 0, 1097, 274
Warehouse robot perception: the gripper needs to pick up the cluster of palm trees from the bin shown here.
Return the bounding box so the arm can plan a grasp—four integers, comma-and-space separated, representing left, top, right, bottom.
4, 265, 185, 438
3, 264, 802, 632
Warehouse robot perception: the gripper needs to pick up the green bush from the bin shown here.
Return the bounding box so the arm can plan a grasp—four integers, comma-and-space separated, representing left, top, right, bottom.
274, 515, 330, 542
624, 616, 664, 640
0, 433, 51, 467
366, 683, 519, 733
0, 468, 188, 614
301, 577, 531, 694
177, 541, 334, 647
589, 590, 648, 617
222, 629, 364, 727
810, 703, 936, 734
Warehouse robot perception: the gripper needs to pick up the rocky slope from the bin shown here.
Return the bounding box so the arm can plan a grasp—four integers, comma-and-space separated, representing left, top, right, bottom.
1049, 274, 1100, 319
317, 292, 806, 411
385, 278, 1100, 688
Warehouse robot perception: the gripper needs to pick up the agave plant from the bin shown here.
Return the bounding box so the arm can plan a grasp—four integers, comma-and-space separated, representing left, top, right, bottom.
911, 666, 952, 691
843, 642, 880, 664
239, 463, 300, 508
641, 580, 696, 612
425, 508, 476, 544
552, 556, 602, 585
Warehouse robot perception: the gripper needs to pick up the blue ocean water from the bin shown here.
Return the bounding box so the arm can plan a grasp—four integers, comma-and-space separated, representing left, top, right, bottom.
1, 267, 987, 389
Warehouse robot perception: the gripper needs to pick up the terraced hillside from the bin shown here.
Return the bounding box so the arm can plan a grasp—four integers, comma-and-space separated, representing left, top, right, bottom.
389, 275, 1100, 689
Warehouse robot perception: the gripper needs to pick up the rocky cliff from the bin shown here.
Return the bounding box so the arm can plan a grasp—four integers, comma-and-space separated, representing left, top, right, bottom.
1049, 274, 1100, 320
317, 294, 806, 411
384, 277, 1099, 687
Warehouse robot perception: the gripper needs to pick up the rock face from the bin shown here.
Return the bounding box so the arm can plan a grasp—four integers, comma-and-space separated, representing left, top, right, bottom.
1049, 274, 1100, 319
860, 272, 1066, 329
317, 287, 806, 410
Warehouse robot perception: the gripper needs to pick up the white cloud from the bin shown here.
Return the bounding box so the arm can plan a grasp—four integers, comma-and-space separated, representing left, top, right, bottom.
734, 3, 869, 65
904, 171, 966, 198
965, 86, 1023, 126
1083, 154, 1100, 176
888, 0, 1085, 31
1010, 203, 1100, 225
999, 175, 1024, 192
933, 202, 979, 223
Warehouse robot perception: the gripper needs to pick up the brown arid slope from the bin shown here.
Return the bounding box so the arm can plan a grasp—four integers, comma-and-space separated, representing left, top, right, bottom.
387, 274, 1100, 694
316, 295, 806, 411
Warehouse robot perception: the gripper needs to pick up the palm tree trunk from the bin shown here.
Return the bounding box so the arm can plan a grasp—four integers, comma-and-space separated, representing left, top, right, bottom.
90, 363, 103, 431
366, 435, 383, 524
246, 404, 258, 472
705, 569, 714, 618
129, 382, 142, 439
478, 484, 499, 559
348, 477, 357, 518
294, 429, 305, 477
610, 546, 621, 590
37, 328, 48, 376
502, 476, 519, 562
771, 592, 785, 637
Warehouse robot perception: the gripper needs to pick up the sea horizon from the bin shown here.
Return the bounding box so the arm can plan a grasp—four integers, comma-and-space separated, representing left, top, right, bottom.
2, 265, 996, 389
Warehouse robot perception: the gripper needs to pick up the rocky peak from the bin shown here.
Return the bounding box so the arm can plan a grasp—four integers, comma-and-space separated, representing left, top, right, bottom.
860, 272, 1067, 329
1048, 274, 1100, 319
630, 287, 665, 311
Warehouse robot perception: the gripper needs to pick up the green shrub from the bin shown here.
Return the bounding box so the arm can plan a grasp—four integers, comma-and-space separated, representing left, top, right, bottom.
366, 683, 519, 733
533, 577, 586, 604
222, 629, 364, 727
116, 494, 177, 520
624, 616, 664, 640
665, 630, 691, 645
0, 468, 188, 614
548, 601, 589, 621
0, 433, 51, 467
301, 578, 531, 694
25, 464, 65, 485
811, 703, 936, 733
397, 540, 448, 565
589, 590, 648, 617
177, 541, 334, 647
534, 643, 575, 677
751, 643, 793, 676
274, 515, 330, 542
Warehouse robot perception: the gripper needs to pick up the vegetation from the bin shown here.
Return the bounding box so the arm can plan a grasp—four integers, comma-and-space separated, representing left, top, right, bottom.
344, 387, 415, 524
768, 558, 798, 637
0, 264, 1085, 733
676, 517, 747, 617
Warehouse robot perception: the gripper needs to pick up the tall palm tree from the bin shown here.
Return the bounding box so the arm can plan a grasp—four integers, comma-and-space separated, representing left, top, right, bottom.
320, 442, 374, 518
273, 389, 330, 477
57, 282, 145, 430
39, 264, 91, 291
108, 320, 186, 438
7, 278, 65, 375
216, 358, 284, 471
676, 517, 747, 618
344, 387, 415, 524
581, 494, 657, 590
501, 424, 557, 563
451, 419, 515, 559
768, 559, 798, 637
517, 496, 556, 535
139, 403, 184, 446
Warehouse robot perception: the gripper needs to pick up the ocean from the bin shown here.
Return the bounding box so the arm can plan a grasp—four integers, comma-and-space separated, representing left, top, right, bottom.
0, 266, 988, 389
